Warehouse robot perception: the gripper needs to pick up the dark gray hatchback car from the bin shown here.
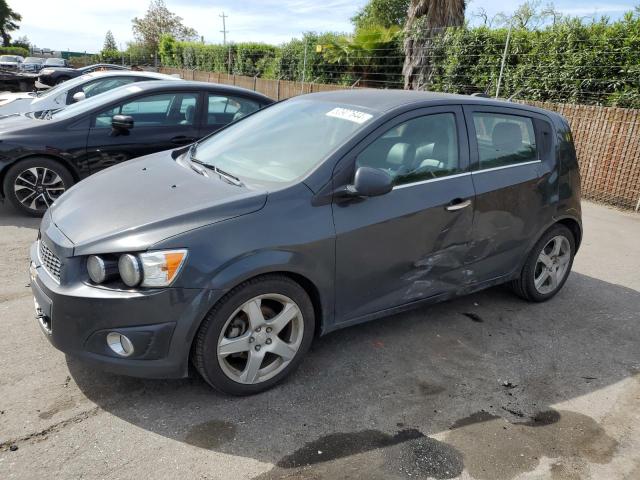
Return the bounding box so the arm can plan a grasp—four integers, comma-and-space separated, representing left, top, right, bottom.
30, 90, 582, 395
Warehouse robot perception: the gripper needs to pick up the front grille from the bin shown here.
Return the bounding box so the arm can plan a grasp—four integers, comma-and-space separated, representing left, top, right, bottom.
39, 241, 62, 282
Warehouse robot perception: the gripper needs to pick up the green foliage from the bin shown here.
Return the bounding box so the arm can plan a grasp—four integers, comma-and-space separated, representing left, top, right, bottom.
422, 12, 640, 107
132, 0, 197, 53
103, 30, 118, 52
324, 25, 403, 87
11, 34, 29, 49
161, 7, 640, 107
0, 0, 21, 46
0, 45, 27, 56
352, 0, 410, 29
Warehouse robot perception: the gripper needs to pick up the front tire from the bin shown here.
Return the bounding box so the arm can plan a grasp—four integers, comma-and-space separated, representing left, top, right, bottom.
192, 275, 315, 395
3, 158, 74, 217
55, 76, 70, 85
511, 224, 576, 302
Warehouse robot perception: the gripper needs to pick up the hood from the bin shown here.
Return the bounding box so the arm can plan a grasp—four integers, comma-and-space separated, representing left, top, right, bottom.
0, 91, 32, 107
50, 151, 268, 255
0, 112, 45, 131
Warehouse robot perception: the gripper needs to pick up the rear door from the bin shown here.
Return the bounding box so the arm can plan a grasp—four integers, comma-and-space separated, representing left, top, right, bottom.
463, 105, 556, 280
333, 106, 476, 322
85, 90, 201, 172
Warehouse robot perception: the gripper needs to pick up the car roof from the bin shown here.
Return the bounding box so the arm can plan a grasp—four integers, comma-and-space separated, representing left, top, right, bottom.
85, 70, 179, 80
300, 89, 555, 118
130, 80, 274, 102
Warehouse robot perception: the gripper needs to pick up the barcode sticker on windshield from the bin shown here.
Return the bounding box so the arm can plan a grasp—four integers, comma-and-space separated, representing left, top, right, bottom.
326, 107, 373, 124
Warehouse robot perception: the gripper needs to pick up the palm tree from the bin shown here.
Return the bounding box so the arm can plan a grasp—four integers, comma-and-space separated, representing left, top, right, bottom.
0, 0, 21, 47
403, 0, 466, 89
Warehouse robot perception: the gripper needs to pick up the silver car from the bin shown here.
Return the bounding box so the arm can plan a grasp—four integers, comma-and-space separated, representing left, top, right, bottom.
0, 70, 179, 117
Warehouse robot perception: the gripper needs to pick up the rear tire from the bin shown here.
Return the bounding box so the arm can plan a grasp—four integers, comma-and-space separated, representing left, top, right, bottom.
3, 158, 74, 217
511, 224, 575, 302
192, 275, 315, 395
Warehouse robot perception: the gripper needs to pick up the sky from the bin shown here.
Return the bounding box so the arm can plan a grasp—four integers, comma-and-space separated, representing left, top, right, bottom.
9, 0, 639, 53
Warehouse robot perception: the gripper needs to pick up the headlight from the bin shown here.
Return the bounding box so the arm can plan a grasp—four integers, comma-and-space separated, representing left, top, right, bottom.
138, 249, 188, 287
40, 68, 54, 75
115, 249, 187, 288
118, 254, 142, 287
87, 255, 118, 284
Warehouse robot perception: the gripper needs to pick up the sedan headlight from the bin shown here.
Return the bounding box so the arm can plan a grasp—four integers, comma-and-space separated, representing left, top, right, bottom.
40, 68, 54, 75
88, 249, 187, 288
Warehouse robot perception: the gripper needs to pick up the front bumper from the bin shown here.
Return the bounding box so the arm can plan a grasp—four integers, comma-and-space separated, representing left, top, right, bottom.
29, 240, 223, 378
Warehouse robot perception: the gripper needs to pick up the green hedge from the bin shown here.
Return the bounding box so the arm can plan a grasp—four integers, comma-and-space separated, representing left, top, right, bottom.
0, 46, 29, 57
159, 10, 640, 107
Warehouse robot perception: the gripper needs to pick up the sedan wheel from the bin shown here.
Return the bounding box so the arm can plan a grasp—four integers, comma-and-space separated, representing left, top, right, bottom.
14, 167, 66, 212
4, 158, 74, 216
193, 275, 315, 395
217, 294, 304, 385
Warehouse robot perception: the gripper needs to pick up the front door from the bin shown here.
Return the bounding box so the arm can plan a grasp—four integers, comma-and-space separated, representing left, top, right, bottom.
333, 106, 476, 323
85, 91, 200, 173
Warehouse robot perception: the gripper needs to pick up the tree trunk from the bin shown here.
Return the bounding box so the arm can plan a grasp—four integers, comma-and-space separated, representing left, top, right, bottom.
403, 0, 465, 90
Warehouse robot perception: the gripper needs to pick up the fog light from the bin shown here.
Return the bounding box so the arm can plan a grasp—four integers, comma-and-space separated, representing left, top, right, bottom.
106, 332, 134, 357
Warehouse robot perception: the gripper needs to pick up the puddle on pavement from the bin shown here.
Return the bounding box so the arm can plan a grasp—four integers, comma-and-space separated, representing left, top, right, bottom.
184, 419, 237, 449
444, 408, 618, 480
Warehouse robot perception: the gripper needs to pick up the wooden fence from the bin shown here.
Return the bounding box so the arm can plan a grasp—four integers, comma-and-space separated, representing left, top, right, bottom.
161, 67, 640, 211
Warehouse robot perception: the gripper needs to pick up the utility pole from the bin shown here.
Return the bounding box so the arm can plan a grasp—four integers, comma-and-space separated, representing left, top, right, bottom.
220, 12, 228, 45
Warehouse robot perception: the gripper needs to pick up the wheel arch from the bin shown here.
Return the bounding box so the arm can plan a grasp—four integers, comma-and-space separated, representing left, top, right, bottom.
0, 153, 80, 197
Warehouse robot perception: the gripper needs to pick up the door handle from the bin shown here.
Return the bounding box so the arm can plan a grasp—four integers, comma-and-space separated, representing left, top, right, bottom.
171, 136, 197, 145
446, 198, 472, 211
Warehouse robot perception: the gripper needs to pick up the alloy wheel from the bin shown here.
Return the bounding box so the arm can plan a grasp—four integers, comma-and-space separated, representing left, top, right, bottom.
534, 235, 571, 294
217, 294, 304, 385
13, 167, 66, 212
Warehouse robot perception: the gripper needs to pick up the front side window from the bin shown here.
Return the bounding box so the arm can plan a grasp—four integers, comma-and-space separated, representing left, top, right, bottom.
356, 113, 460, 186
207, 94, 261, 125
93, 92, 198, 128
473, 112, 537, 169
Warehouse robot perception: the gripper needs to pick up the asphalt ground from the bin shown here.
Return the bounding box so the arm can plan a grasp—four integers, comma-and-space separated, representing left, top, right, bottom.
0, 200, 639, 479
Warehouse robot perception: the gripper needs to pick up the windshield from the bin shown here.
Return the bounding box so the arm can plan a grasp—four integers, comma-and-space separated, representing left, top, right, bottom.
49, 83, 142, 120
0, 56, 18, 62
37, 74, 92, 99
24, 57, 44, 63
45, 58, 65, 66
192, 99, 378, 184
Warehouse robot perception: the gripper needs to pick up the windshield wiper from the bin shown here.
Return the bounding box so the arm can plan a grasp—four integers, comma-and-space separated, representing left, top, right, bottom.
189, 148, 243, 186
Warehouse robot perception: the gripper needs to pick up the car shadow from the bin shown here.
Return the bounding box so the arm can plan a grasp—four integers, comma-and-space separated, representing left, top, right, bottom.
67, 272, 640, 479
0, 202, 41, 229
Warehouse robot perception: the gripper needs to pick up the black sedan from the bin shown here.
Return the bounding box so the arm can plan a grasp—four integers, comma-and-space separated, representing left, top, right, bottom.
0, 80, 273, 215
38, 63, 129, 86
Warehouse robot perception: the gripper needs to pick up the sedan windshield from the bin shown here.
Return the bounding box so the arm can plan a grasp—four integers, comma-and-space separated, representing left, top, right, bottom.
192, 99, 378, 184
37, 74, 93, 99
45, 58, 65, 66
50, 84, 142, 120
24, 57, 44, 63
0, 55, 19, 62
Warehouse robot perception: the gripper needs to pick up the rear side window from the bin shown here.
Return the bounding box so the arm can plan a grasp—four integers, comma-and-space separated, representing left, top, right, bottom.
472, 112, 537, 169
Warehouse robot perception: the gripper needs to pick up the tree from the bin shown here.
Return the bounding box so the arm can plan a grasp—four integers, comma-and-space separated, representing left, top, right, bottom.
402, 0, 466, 89
132, 0, 197, 53
324, 25, 402, 87
0, 0, 21, 47
103, 30, 118, 51
352, 0, 410, 29
11, 34, 29, 49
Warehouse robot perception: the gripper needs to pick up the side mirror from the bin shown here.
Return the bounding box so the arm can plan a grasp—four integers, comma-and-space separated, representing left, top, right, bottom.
343, 166, 393, 198
112, 114, 134, 130
72, 91, 86, 103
